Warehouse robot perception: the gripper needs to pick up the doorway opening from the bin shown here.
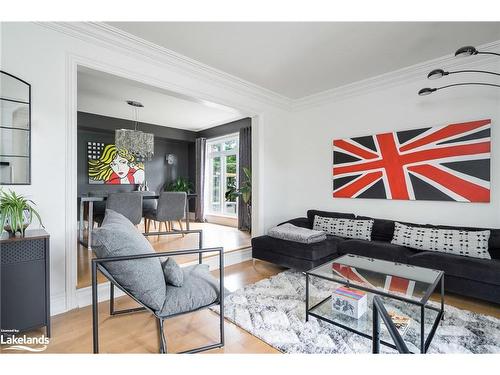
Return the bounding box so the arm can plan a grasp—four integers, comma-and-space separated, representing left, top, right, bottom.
75, 66, 252, 290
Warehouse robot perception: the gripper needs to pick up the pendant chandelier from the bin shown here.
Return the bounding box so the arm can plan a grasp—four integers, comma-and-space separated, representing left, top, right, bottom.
115, 100, 154, 160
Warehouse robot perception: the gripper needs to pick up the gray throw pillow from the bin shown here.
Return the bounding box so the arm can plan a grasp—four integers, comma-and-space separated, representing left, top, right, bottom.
92, 209, 166, 311
162, 257, 184, 287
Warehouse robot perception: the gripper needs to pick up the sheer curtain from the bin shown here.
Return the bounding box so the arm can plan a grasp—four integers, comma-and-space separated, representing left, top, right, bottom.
238, 126, 252, 231
195, 137, 206, 222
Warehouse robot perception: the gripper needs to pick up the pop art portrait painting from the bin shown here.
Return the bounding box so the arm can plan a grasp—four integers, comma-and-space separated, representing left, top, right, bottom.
87, 142, 145, 185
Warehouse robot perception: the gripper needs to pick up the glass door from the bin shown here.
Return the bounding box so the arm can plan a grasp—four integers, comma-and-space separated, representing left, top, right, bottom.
206, 134, 239, 217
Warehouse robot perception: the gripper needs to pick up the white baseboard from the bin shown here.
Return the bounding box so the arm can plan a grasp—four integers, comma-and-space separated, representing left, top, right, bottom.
72, 247, 252, 309
50, 292, 68, 316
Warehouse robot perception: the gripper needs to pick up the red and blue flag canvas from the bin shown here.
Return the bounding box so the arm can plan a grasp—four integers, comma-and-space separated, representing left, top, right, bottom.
332, 119, 491, 202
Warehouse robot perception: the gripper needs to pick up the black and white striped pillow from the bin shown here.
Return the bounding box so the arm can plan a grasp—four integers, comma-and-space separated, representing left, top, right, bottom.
313, 216, 373, 240
391, 222, 491, 260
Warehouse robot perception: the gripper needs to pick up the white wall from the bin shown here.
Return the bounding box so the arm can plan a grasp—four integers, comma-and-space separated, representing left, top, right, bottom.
282, 60, 500, 228
0, 22, 290, 314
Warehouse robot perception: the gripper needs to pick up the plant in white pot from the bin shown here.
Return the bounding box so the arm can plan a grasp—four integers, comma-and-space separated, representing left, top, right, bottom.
0, 189, 43, 236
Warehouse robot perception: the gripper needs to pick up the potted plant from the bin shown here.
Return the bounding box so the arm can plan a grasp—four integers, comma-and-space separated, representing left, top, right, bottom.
165, 177, 193, 193
0, 189, 43, 237
225, 167, 252, 232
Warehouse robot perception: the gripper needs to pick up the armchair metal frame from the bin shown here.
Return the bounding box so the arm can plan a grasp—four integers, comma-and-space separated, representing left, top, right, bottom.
91, 230, 224, 354
372, 296, 410, 354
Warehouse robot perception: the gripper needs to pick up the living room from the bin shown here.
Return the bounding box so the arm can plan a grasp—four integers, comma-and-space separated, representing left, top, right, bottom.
1, 1, 499, 373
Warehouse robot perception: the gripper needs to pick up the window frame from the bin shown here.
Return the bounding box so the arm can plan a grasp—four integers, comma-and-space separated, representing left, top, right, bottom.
205, 133, 239, 218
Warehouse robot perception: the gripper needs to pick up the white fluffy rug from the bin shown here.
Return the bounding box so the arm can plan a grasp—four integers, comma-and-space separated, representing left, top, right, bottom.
219, 270, 500, 354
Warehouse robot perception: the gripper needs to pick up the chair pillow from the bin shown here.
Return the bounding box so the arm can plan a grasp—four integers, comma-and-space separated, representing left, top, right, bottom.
92, 209, 167, 311
391, 222, 491, 260
313, 216, 374, 240
162, 257, 184, 287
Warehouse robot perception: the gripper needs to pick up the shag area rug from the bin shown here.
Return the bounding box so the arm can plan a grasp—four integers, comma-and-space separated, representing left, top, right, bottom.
220, 270, 500, 353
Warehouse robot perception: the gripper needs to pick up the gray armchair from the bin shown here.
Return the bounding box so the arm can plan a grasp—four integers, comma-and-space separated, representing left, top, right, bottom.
144, 191, 186, 233
91, 209, 224, 354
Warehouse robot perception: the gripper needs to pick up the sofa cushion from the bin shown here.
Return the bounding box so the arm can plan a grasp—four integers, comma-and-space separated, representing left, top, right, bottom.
251, 234, 341, 261
398, 221, 500, 260
92, 209, 166, 311
158, 264, 220, 317
356, 216, 395, 242
407, 251, 500, 286
313, 216, 374, 240
278, 217, 312, 229
337, 239, 416, 263
307, 210, 355, 227
392, 222, 491, 260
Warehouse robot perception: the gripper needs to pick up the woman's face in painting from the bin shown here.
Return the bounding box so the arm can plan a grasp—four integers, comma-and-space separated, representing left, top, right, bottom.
110, 154, 130, 178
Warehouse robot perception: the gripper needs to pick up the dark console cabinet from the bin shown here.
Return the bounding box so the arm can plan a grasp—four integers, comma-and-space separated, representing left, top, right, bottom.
1, 229, 50, 336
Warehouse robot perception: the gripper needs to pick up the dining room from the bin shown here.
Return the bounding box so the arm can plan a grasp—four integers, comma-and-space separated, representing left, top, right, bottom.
76, 66, 253, 289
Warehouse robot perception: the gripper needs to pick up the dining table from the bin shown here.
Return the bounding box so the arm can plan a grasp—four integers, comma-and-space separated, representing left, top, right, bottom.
79, 193, 197, 250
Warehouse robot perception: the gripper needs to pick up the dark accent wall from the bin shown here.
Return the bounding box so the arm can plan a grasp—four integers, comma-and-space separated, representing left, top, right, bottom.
77, 113, 252, 215
196, 117, 251, 139
77, 112, 196, 198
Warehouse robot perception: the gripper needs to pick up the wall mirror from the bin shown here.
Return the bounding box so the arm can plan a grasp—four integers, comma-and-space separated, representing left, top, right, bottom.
0, 70, 31, 185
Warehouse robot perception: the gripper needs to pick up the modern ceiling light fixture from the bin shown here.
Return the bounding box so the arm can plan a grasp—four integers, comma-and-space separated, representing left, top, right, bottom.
418, 83, 500, 96
419, 45, 500, 96
427, 68, 500, 80
455, 45, 500, 57
115, 100, 154, 160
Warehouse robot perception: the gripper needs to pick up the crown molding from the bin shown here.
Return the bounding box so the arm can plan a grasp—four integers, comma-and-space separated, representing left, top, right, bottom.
292, 39, 500, 111
35, 22, 293, 110
33, 22, 500, 113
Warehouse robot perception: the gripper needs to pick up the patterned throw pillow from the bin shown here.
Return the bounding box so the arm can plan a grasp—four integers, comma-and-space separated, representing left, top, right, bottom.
391, 222, 491, 260
313, 216, 373, 240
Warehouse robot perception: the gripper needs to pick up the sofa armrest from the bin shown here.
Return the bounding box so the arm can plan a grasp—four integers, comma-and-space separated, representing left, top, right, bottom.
278, 217, 312, 229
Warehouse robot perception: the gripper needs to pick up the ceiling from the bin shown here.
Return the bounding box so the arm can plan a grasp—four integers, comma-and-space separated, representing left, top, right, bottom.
107, 22, 500, 99
77, 67, 244, 131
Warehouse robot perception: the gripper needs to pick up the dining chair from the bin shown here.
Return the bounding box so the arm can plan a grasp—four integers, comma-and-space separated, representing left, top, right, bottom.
88, 191, 108, 227
144, 192, 186, 234
141, 191, 157, 232
106, 192, 143, 226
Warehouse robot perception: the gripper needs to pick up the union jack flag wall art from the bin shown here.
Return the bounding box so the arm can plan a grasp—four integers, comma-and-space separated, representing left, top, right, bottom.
332, 119, 491, 202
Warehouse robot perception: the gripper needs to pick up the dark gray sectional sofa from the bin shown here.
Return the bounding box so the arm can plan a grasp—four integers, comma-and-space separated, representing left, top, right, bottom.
251, 209, 500, 304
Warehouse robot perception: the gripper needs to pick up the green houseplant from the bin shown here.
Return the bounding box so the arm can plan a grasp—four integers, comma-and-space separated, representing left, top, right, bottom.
225, 167, 252, 231
165, 177, 193, 193
0, 189, 43, 236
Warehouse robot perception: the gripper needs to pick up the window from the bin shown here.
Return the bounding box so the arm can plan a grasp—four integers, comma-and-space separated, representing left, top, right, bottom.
206, 134, 239, 217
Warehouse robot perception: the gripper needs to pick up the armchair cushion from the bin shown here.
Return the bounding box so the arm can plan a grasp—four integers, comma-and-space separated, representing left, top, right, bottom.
162, 257, 184, 287
157, 264, 221, 317
92, 209, 167, 311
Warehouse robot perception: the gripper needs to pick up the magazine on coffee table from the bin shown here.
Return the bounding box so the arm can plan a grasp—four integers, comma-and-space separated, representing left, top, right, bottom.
387, 311, 411, 336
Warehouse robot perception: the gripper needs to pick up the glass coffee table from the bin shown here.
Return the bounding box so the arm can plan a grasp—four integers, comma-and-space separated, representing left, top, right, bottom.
305, 254, 444, 353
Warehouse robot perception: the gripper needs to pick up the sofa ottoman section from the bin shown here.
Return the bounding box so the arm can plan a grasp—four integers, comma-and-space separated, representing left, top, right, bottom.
251, 235, 341, 271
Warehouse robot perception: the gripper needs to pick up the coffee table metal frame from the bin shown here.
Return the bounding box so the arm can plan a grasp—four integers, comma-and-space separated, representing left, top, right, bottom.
305, 255, 444, 353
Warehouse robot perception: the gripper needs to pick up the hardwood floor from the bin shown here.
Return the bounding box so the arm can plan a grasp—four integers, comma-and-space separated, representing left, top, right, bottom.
3, 259, 499, 354
11, 260, 283, 354
77, 221, 251, 289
